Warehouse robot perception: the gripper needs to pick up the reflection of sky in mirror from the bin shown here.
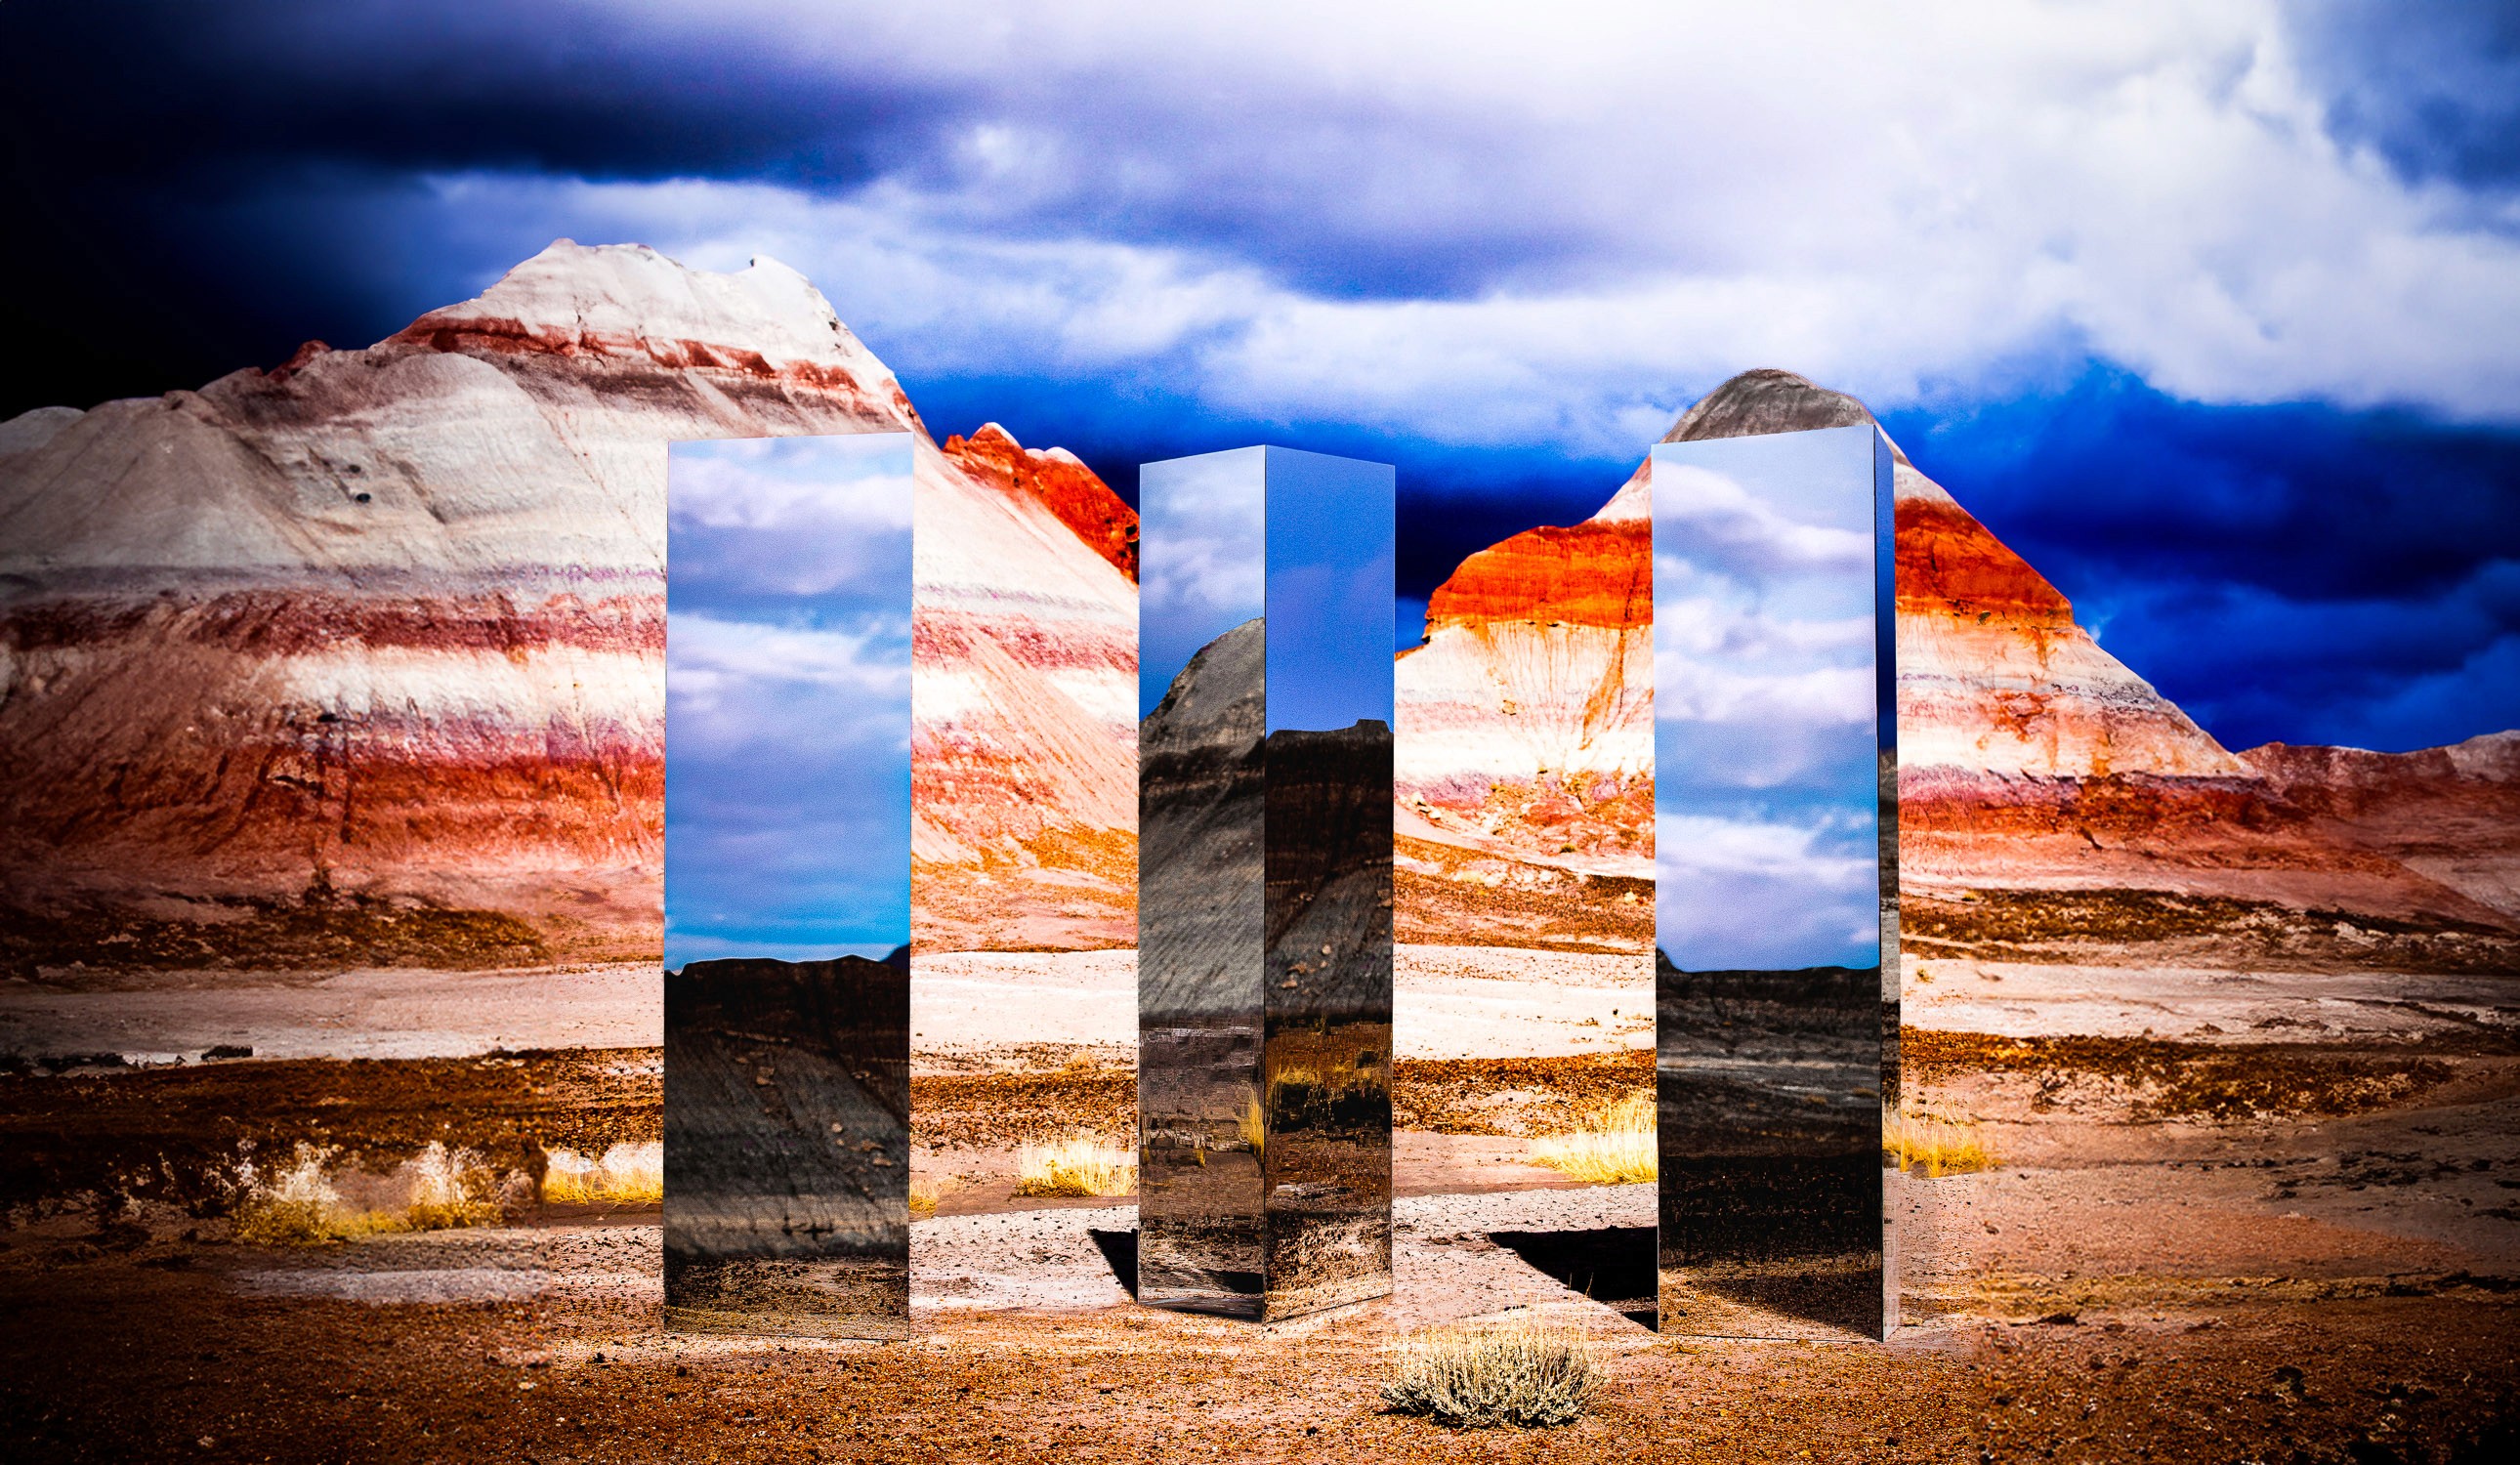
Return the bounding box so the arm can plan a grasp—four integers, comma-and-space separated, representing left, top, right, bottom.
1139, 447, 1265, 718
1138, 446, 1396, 730
1653, 426, 1885, 971
1265, 447, 1395, 732
665, 433, 913, 968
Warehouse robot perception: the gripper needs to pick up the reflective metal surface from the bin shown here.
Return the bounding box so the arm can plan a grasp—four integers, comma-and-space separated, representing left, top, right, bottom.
1650, 426, 1898, 1341
662, 434, 914, 1338
1138, 447, 1394, 1321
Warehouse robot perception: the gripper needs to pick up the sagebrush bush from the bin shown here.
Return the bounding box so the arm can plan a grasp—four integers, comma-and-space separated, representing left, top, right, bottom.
1382, 1319, 1603, 1428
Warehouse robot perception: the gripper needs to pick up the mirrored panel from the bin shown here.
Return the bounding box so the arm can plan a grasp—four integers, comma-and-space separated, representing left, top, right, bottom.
1651, 424, 1897, 1341
663, 433, 914, 1338
1138, 446, 1395, 1321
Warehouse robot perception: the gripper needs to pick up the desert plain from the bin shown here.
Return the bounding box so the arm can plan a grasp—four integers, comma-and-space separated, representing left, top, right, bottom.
5, 924, 2517, 1462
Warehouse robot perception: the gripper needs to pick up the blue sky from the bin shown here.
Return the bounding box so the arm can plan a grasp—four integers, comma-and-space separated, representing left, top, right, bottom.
4, 2, 2518, 753
664, 435, 913, 967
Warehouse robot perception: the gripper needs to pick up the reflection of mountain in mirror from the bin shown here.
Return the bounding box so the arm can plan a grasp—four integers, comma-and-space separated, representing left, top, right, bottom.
1137, 446, 1394, 1321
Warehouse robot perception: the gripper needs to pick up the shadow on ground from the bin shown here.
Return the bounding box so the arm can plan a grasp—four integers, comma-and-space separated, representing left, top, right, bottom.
1489, 1227, 1659, 1326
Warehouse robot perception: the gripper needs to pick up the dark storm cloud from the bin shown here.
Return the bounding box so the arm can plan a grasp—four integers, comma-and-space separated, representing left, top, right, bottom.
1881, 373, 2520, 751
2295, 0, 2520, 191
0, 2, 936, 187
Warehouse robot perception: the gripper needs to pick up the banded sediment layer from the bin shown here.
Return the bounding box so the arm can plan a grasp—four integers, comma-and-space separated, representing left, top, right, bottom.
0, 240, 1139, 972
1401, 368, 2520, 963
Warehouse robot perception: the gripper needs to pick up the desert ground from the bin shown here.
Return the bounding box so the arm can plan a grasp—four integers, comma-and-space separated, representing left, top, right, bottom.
5, 940, 2518, 1459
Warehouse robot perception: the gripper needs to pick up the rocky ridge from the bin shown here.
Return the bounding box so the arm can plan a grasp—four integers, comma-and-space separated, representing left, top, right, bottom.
1399, 368, 2520, 964
0, 240, 1138, 972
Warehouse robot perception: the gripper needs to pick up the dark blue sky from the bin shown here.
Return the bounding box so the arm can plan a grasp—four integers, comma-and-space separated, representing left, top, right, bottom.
4, 1, 2516, 754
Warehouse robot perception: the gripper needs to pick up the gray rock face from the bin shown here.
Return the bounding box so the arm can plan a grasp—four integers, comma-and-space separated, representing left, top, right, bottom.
1138, 619, 1266, 1027
1663, 367, 1910, 464
1136, 618, 1394, 1320
663, 955, 908, 1338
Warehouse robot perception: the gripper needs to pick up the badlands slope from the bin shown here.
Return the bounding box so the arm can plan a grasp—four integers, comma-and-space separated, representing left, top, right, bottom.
1399, 369, 2520, 968
0, 241, 1138, 975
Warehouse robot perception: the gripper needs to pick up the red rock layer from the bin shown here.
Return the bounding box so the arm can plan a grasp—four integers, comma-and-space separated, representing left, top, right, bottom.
0, 240, 1141, 968
942, 424, 1139, 583
1423, 517, 1650, 631
1895, 493, 2074, 627
2238, 733, 2520, 924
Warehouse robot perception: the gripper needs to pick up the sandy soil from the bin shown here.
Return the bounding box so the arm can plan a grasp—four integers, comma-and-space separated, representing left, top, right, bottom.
1396, 945, 1652, 1060
905, 945, 1654, 1069
4, 1197, 2515, 1462
911, 951, 1136, 1073
7, 946, 2520, 1458
1904, 957, 2520, 1044
0, 963, 660, 1063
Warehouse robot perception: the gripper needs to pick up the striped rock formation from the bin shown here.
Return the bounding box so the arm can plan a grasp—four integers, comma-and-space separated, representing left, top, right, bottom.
1393, 466, 1656, 951
1398, 368, 2518, 961
0, 240, 1136, 974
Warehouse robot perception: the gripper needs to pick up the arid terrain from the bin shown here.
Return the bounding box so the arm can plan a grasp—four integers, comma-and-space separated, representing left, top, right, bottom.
5, 1053, 2518, 1461
14, 921, 2516, 1458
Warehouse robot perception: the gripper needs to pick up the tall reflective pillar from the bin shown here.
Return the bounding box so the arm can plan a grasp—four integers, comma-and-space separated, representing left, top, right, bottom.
1137, 446, 1396, 1320
1651, 424, 1898, 1340
663, 433, 914, 1338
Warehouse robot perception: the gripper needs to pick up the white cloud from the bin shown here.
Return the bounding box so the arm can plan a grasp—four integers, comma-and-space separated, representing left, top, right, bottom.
665, 612, 911, 729
668, 441, 914, 534
402, 0, 2520, 444
1656, 812, 1881, 968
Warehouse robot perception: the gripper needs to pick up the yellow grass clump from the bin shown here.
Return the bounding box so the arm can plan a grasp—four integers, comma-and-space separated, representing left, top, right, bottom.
1382, 1318, 1604, 1428
231, 1141, 499, 1244
1884, 1109, 1998, 1176
909, 1174, 946, 1218
540, 1142, 664, 1207
1013, 1133, 1139, 1197
1238, 1095, 1269, 1164
401, 1141, 502, 1230
1525, 1093, 1657, 1186
231, 1144, 365, 1245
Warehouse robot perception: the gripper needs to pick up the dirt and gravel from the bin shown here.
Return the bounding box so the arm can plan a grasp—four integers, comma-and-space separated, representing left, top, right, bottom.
3, 1212, 2515, 1463
8, 936, 2519, 1459
0, 1048, 660, 1217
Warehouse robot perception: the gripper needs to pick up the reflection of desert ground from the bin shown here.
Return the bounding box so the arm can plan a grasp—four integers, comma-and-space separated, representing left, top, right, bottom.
903, 945, 1652, 1226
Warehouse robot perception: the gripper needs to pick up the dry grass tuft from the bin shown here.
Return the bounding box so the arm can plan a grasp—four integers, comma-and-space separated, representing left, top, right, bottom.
1013, 1133, 1138, 1197
908, 1173, 947, 1218
1382, 1318, 1604, 1428
1525, 1092, 1657, 1185
231, 1141, 501, 1244
540, 1142, 664, 1207
1884, 1109, 1998, 1176
231, 1144, 366, 1246
1238, 1095, 1269, 1165
400, 1141, 501, 1230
